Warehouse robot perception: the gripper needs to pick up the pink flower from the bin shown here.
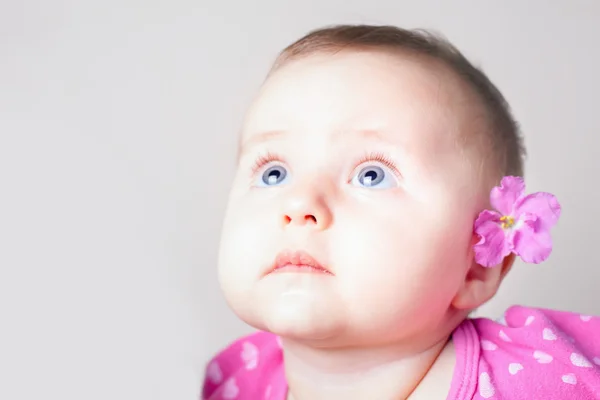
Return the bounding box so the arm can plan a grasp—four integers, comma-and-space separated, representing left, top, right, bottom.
473, 176, 561, 267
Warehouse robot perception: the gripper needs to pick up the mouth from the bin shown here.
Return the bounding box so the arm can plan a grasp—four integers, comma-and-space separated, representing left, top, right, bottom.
268, 250, 334, 276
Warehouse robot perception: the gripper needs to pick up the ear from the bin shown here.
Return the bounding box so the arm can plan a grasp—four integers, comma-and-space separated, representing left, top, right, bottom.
452, 252, 516, 311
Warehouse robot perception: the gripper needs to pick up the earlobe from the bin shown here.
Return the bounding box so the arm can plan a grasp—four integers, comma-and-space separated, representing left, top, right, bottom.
499, 252, 516, 279
452, 253, 516, 310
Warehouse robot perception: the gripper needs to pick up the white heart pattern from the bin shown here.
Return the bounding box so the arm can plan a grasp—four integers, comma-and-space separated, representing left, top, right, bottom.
508, 362, 523, 375
206, 361, 223, 384
594, 357, 600, 366
534, 350, 553, 364
580, 315, 592, 322
264, 385, 272, 399
562, 373, 577, 385
478, 372, 495, 399
222, 378, 239, 399
570, 353, 593, 368
525, 316, 535, 326
481, 340, 498, 351
241, 341, 259, 370
543, 328, 557, 341
499, 330, 512, 342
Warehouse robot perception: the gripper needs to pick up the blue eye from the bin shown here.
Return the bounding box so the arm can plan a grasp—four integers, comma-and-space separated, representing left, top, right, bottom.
350, 165, 397, 189
257, 164, 289, 187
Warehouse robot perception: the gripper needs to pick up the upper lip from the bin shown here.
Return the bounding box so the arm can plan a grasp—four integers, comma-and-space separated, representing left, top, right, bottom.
269, 249, 333, 275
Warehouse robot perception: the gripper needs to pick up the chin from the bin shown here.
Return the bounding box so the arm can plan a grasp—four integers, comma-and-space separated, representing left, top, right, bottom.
266, 310, 342, 341
240, 290, 346, 342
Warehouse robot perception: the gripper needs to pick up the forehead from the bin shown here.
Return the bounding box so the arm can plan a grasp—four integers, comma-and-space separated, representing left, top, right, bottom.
241, 50, 478, 155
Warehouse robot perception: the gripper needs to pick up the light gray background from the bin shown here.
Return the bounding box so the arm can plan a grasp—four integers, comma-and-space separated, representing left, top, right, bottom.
1, 1, 599, 399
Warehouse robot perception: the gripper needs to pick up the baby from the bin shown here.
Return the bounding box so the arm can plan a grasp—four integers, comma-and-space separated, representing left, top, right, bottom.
203, 25, 600, 399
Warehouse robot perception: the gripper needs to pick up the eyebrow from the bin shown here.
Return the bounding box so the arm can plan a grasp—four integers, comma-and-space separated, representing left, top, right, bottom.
345, 129, 390, 143
238, 128, 397, 158
240, 130, 285, 151
236, 130, 284, 160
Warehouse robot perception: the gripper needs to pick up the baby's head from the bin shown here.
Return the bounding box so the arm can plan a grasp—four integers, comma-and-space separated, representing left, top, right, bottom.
218, 25, 525, 349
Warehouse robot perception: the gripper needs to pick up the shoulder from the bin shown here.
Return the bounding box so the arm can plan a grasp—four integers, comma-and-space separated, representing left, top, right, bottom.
470, 305, 600, 399
202, 331, 285, 400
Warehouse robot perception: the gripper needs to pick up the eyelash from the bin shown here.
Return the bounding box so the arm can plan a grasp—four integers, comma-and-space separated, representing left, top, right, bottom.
251, 151, 284, 175
353, 152, 402, 177
250, 151, 401, 177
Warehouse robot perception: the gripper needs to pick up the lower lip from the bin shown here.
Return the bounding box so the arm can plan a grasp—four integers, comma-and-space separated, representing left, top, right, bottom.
271, 264, 332, 275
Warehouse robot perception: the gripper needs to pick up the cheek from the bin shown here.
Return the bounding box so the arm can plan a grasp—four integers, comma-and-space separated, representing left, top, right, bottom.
331, 202, 472, 310
218, 204, 277, 285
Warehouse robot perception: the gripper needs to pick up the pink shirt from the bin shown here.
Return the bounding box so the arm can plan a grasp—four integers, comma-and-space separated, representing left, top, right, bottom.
202, 306, 600, 399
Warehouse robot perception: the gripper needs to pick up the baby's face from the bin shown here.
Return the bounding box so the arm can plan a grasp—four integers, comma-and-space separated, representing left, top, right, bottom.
218, 51, 487, 346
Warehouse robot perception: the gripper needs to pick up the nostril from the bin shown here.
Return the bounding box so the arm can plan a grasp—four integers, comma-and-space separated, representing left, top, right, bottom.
283, 214, 317, 225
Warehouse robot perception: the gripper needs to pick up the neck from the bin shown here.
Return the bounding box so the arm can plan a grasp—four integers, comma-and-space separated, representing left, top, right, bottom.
283, 335, 452, 400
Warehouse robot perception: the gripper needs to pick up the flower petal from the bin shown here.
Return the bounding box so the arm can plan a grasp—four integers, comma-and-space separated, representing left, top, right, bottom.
474, 210, 511, 267
514, 192, 561, 231
513, 216, 553, 264
490, 176, 526, 216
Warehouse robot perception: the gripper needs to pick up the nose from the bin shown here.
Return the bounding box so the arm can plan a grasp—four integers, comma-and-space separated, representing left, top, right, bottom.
281, 184, 333, 230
